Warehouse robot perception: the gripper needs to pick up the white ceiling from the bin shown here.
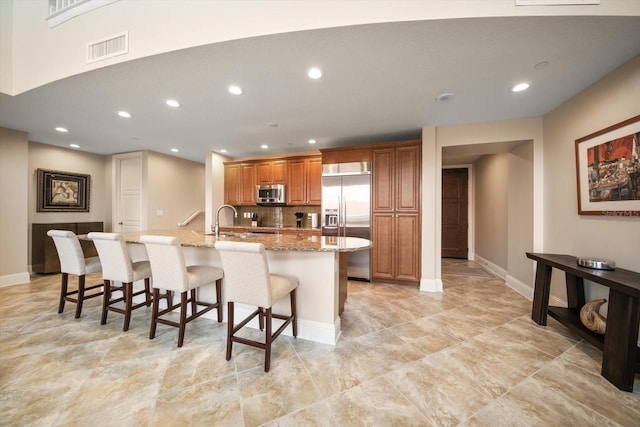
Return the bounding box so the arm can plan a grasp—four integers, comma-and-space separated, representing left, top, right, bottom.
1, 15, 639, 163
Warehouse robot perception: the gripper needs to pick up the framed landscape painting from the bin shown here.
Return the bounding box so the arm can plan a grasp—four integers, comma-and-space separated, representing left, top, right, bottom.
575, 115, 640, 216
37, 169, 90, 212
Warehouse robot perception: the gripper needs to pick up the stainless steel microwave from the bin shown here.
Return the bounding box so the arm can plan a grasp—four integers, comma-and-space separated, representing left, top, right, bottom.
256, 184, 286, 206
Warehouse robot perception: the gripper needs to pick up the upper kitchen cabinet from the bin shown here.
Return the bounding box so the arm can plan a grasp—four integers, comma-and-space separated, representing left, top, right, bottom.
287, 156, 321, 206
373, 143, 420, 213
224, 162, 256, 205
256, 160, 287, 185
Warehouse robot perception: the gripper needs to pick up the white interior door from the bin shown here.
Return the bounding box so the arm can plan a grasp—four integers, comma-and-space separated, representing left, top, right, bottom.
113, 152, 146, 232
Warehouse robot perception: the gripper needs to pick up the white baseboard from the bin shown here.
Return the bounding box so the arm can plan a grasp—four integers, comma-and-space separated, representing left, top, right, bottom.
420, 278, 443, 293
474, 254, 508, 279
0, 272, 30, 288
505, 274, 533, 301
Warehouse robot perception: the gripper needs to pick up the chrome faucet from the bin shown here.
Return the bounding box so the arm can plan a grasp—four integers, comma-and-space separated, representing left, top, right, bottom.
213, 204, 238, 237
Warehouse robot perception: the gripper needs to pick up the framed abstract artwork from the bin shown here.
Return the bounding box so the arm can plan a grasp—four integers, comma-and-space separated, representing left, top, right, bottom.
575, 115, 640, 216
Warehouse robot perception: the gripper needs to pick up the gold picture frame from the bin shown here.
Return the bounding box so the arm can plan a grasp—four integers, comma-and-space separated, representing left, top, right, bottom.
37, 169, 90, 212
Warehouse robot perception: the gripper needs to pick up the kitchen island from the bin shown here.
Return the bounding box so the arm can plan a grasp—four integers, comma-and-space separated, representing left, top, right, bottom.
119, 229, 372, 345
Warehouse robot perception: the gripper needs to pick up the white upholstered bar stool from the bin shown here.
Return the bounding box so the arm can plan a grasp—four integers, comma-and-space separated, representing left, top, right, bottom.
140, 235, 223, 347
47, 230, 103, 318
215, 241, 298, 372
87, 232, 152, 331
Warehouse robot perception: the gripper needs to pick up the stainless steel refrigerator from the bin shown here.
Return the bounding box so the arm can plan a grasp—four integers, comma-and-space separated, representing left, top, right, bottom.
321, 162, 371, 281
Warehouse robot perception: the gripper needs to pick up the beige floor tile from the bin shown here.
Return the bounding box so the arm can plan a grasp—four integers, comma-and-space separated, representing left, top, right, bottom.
264, 401, 338, 427
326, 377, 430, 426
385, 356, 495, 425
237, 356, 322, 427
533, 358, 640, 425
298, 340, 366, 398
466, 376, 621, 427
152, 374, 243, 427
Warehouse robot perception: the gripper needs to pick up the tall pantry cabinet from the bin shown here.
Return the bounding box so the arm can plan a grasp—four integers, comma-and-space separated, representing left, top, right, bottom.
371, 141, 421, 283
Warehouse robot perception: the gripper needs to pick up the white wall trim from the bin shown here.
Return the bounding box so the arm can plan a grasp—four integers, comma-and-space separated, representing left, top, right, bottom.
420, 278, 443, 292
474, 254, 508, 279
0, 272, 30, 288
505, 274, 533, 301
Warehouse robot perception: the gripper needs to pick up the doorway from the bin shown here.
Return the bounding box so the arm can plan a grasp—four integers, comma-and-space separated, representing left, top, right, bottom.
442, 168, 468, 259
112, 152, 146, 232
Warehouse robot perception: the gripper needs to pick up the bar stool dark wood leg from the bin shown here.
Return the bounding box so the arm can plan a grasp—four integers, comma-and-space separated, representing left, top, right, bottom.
215, 279, 222, 322
101, 280, 110, 325
226, 301, 234, 361
265, 308, 272, 372
58, 273, 69, 314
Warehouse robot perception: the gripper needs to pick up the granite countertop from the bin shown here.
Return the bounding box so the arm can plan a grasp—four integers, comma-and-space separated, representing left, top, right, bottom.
119, 229, 371, 253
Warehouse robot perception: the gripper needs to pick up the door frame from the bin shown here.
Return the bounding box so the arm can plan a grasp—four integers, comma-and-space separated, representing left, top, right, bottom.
112, 151, 148, 232
442, 164, 474, 260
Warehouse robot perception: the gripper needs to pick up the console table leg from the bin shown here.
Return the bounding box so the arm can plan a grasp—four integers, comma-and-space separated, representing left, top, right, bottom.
602, 289, 640, 392
565, 273, 585, 310
532, 263, 552, 325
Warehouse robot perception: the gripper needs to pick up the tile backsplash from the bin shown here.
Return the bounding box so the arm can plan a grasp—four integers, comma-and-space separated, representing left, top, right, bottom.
235, 205, 321, 228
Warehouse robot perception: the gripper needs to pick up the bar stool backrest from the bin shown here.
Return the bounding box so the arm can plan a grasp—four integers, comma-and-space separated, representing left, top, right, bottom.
215, 241, 273, 307
47, 230, 89, 275
140, 235, 189, 292
87, 232, 134, 283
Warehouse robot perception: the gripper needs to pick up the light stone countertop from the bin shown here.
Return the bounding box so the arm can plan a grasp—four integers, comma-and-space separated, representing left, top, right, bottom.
119, 229, 372, 253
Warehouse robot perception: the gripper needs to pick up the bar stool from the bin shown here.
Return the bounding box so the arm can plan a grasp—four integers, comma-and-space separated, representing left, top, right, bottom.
141, 235, 223, 347
87, 232, 152, 331
46, 230, 103, 318
215, 241, 298, 372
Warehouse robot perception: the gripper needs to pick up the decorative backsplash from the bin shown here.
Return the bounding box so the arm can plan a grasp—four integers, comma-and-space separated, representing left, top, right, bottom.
234, 205, 321, 228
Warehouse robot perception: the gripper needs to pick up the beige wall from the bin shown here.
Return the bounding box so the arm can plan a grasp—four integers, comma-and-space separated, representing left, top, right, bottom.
146, 151, 205, 230
27, 141, 110, 266
543, 55, 640, 307
0, 128, 29, 286
474, 153, 509, 268
507, 142, 534, 286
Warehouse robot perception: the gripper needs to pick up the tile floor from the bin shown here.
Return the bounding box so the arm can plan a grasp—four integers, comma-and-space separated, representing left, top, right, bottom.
1, 259, 638, 426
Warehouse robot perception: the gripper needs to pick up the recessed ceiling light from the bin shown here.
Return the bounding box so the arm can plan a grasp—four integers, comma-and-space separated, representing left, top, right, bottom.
308, 67, 322, 79
512, 83, 530, 93
55, 127, 68, 132
261, 144, 268, 149
118, 111, 132, 118
220, 149, 228, 153
171, 148, 179, 153
228, 85, 243, 95
308, 139, 317, 144
69, 144, 80, 148
435, 93, 455, 103
166, 99, 180, 107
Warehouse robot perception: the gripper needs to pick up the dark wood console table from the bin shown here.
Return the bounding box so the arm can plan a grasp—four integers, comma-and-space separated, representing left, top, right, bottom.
527, 253, 640, 391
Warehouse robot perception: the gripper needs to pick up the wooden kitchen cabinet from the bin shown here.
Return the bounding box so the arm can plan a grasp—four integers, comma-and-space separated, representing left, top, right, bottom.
306, 156, 322, 205
224, 163, 241, 205
373, 145, 420, 213
287, 156, 321, 206
224, 162, 256, 205
256, 160, 287, 185
371, 140, 421, 283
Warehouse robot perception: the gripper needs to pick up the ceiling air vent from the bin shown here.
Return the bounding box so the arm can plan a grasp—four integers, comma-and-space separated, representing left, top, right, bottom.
86, 31, 128, 64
